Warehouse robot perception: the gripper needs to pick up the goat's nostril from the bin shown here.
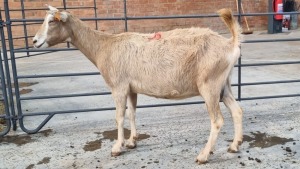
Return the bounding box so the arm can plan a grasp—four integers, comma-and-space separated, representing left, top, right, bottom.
33, 40, 37, 44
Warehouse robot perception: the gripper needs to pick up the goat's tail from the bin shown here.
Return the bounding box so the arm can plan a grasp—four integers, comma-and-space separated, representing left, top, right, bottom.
218, 8, 241, 46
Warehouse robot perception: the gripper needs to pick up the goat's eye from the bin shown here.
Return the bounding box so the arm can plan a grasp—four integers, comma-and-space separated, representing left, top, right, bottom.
48, 20, 54, 24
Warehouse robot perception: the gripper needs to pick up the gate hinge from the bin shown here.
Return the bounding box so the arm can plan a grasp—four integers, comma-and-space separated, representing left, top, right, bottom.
0, 20, 6, 27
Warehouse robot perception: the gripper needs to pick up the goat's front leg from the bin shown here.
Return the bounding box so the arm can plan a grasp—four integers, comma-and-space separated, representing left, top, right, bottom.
196, 95, 224, 164
111, 91, 127, 156
125, 93, 138, 149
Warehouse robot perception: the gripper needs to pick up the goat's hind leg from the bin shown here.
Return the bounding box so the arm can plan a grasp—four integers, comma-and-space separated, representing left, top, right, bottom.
111, 90, 128, 156
222, 82, 243, 153
125, 93, 138, 149
196, 91, 224, 164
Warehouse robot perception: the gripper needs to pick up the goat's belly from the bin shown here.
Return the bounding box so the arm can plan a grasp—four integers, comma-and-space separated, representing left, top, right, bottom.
147, 91, 199, 100
131, 82, 199, 100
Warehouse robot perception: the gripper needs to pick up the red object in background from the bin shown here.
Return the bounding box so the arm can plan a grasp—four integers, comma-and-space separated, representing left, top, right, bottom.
283, 18, 290, 28
273, 0, 283, 20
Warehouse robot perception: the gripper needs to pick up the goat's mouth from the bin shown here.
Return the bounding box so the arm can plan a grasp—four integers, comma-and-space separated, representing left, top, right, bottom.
35, 41, 46, 48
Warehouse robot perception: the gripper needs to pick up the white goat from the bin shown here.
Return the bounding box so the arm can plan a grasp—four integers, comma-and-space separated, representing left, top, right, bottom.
33, 5, 243, 164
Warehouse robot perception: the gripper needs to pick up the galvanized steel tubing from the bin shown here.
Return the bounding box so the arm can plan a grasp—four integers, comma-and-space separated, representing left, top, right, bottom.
0, 0, 299, 135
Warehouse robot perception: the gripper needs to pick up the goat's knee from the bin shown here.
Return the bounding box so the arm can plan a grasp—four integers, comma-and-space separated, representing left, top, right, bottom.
214, 115, 224, 130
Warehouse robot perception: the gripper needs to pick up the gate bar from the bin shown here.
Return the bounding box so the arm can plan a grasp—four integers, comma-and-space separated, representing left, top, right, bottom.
18, 79, 300, 101
62, 0, 70, 48
123, 0, 128, 32
237, 0, 242, 101
20, 0, 30, 57
18, 72, 100, 79
0, 46, 11, 136
7, 12, 300, 23
0, 8, 16, 132
4, 0, 22, 130
0, 6, 95, 12
93, 0, 98, 30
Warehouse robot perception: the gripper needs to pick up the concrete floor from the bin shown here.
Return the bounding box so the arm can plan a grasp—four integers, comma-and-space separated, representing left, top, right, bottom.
0, 30, 300, 169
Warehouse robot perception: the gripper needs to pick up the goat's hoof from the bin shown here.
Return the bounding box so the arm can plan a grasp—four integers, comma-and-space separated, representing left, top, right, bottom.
195, 159, 208, 165
227, 147, 239, 153
125, 143, 137, 149
125, 138, 137, 149
111, 151, 121, 157
228, 142, 240, 153
195, 154, 209, 165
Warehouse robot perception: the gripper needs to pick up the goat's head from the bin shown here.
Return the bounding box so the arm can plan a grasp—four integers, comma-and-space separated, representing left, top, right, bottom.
33, 5, 70, 48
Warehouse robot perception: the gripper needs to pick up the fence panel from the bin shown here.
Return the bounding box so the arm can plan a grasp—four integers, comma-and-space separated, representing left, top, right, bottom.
0, 0, 299, 136
0, 11, 12, 136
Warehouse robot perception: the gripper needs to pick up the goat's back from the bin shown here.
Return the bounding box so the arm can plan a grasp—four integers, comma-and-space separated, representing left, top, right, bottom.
100, 27, 238, 99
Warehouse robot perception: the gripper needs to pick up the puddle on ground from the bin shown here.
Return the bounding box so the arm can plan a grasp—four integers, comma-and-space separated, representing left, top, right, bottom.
39, 129, 53, 137
37, 157, 51, 165
0, 134, 33, 146
83, 139, 102, 152
85, 128, 150, 152
100, 128, 150, 141
240, 131, 294, 148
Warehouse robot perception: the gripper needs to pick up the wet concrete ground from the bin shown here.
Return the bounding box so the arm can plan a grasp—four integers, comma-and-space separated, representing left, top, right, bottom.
0, 30, 300, 168
1, 98, 299, 169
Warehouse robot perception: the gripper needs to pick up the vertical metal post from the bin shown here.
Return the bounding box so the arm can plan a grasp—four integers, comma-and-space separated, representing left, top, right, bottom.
93, 0, 98, 30
0, 12, 12, 136
4, 0, 22, 131
123, 0, 128, 32
20, 0, 30, 57
237, 0, 242, 101
268, 0, 275, 33
63, 0, 70, 48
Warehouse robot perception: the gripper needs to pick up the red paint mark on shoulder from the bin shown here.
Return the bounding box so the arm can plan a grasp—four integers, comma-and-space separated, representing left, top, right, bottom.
148, 32, 162, 40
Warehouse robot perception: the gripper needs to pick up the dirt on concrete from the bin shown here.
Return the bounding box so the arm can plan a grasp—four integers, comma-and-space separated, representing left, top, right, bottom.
0, 129, 53, 146
0, 134, 33, 146
83, 139, 102, 152
0, 100, 6, 133
25, 164, 35, 169
39, 129, 53, 137
17, 82, 38, 95
37, 157, 51, 165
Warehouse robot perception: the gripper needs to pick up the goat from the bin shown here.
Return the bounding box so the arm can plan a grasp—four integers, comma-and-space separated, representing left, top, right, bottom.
33, 5, 243, 164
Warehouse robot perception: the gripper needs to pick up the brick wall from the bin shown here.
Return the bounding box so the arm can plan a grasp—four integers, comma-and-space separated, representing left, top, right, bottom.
0, 0, 299, 48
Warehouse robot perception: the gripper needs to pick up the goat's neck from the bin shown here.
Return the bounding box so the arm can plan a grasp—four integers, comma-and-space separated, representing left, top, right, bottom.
65, 16, 107, 65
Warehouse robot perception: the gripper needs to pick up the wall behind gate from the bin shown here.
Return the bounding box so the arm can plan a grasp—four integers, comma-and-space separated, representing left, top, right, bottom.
0, 0, 299, 48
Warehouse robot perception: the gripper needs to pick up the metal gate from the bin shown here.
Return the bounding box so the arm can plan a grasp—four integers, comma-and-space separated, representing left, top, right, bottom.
1, 0, 300, 137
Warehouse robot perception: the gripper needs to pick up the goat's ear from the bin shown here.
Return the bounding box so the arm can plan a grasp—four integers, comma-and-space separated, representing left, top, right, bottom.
59, 12, 68, 22
46, 4, 59, 12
